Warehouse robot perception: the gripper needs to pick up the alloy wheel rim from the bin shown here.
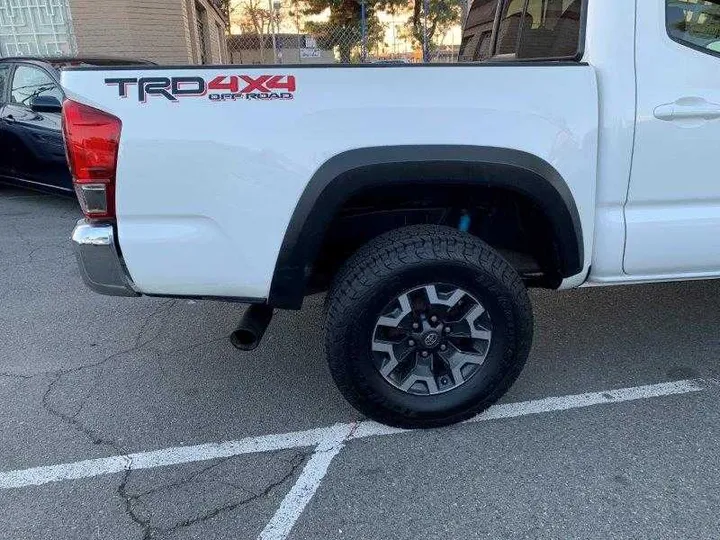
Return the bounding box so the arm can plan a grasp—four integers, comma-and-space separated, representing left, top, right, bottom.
371, 284, 493, 396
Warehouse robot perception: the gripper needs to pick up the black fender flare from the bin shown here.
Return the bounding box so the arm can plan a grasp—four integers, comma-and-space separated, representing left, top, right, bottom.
269, 145, 584, 309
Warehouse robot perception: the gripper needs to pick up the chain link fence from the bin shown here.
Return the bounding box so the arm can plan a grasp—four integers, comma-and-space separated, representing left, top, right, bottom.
228, 1, 465, 65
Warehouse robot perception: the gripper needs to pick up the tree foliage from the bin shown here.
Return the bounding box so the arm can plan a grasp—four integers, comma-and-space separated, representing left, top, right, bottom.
233, 0, 463, 62
237, 0, 274, 34
294, 0, 401, 61
407, 0, 463, 54
215, 0, 238, 31
291, 0, 462, 61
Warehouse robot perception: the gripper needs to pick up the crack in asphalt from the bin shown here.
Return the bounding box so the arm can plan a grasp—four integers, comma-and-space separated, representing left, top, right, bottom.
40, 298, 179, 445
2, 198, 295, 539
125, 458, 237, 501
0, 372, 33, 380
10, 222, 31, 243
166, 335, 228, 355
118, 452, 307, 539
33, 297, 295, 538
36, 295, 233, 447
3, 299, 183, 383
134, 300, 178, 349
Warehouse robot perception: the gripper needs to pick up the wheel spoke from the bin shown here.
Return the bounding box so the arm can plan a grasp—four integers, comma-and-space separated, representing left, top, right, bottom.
438, 345, 487, 386
424, 285, 465, 308
399, 353, 439, 394
371, 341, 399, 376
372, 339, 415, 376
448, 303, 491, 340
464, 304, 492, 340
376, 292, 412, 329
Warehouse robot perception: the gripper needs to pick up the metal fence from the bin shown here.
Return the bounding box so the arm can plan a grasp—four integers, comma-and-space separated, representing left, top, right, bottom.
0, 0, 76, 57
228, 1, 465, 65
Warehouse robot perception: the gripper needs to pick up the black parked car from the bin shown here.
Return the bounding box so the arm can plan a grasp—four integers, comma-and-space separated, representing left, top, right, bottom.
0, 56, 153, 195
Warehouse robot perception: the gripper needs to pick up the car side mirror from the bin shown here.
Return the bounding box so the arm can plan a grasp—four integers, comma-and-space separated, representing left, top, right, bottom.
30, 95, 63, 113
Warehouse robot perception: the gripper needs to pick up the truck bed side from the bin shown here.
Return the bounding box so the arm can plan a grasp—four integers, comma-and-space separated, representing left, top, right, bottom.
61, 64, 598, 300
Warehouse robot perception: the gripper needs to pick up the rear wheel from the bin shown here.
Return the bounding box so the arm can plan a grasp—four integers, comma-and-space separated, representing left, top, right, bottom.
325, 225, 534, 428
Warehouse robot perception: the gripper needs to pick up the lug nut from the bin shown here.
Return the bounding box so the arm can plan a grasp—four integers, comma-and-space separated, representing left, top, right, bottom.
412, 322, 420, 330
444, 327, 451, 334
430, 315, 438, 323
441, 377, 449, 385
408, 339, 415, 347
421, 351, 429, 357
440, 344, 447, 351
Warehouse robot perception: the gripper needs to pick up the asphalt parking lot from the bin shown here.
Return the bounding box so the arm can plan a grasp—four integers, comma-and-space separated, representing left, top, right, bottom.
1, 184, 720, 540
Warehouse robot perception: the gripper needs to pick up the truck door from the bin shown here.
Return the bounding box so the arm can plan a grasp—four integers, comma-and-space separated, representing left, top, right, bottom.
625, 0, 720, 276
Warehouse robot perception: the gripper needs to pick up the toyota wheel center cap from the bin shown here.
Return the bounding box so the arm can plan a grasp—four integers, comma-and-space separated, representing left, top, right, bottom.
422, 331, 440, 349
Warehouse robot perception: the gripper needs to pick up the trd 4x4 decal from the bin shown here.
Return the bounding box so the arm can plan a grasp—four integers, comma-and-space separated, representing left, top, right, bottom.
105, 75, 296, 103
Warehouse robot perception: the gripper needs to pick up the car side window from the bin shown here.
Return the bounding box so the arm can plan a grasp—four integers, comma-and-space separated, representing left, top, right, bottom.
0, 64, 10, 103
10, 65, 63, 107
667, 0, 720, 56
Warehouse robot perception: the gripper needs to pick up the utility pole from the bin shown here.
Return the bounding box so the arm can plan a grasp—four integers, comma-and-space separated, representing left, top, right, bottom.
273, 1, 283, 63
268, 0, 278, 63
360, 0, 367, 62
422, 0, 430, 62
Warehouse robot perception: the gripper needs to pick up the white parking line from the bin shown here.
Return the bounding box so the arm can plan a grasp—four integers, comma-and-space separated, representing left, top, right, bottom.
0, 379, 706, 539
260, 379, 705, 540
348, 378, 705, 439
0, 379, 703, 491
0, 426, 334, 490
258, 425, 355, 540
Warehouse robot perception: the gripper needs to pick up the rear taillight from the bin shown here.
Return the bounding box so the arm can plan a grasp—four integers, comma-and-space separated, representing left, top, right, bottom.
62, 100, 122, 220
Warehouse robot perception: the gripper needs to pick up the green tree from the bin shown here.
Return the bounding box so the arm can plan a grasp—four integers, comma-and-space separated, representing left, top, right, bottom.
295, 0, 401, 62
407, 0, 462, 57
216, 0, 237, 31
237, 0, 275, 62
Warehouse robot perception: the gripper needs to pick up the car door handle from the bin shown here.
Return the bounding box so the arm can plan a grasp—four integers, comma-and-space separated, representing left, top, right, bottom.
654, 98, 720, 121
2, 114, 16, 124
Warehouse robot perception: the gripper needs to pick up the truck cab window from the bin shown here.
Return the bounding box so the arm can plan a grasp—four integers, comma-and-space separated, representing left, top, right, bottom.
459, 0, 501, 61
496, 0, 529, 54
518, 0, 582, 58
460, 0, 583, 61
667, 0, 720, 56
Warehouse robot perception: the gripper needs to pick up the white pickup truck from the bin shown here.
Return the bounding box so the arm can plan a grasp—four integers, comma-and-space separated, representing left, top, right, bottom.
62, 0, 720, 428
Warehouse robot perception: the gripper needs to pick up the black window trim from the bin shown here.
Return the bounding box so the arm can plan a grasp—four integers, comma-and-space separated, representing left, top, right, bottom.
666, 0, 720, 60
8, 61, 64, 110
473, 0, 588, 63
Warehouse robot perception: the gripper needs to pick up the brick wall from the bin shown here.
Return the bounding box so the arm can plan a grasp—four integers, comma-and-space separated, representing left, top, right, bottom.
68, 0, 132, 58
69, 0, 228, 65
185, 0, 229, 64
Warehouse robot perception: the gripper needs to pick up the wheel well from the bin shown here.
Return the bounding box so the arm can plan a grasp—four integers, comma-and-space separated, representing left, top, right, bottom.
306, 183, 564, 295
268, 146, 584, 309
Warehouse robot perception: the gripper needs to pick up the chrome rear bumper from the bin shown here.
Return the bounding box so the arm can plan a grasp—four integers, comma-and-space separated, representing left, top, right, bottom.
71, 219, 140, 297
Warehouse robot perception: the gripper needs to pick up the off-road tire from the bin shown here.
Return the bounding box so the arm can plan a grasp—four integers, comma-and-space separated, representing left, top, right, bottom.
324, 224, 534, 428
